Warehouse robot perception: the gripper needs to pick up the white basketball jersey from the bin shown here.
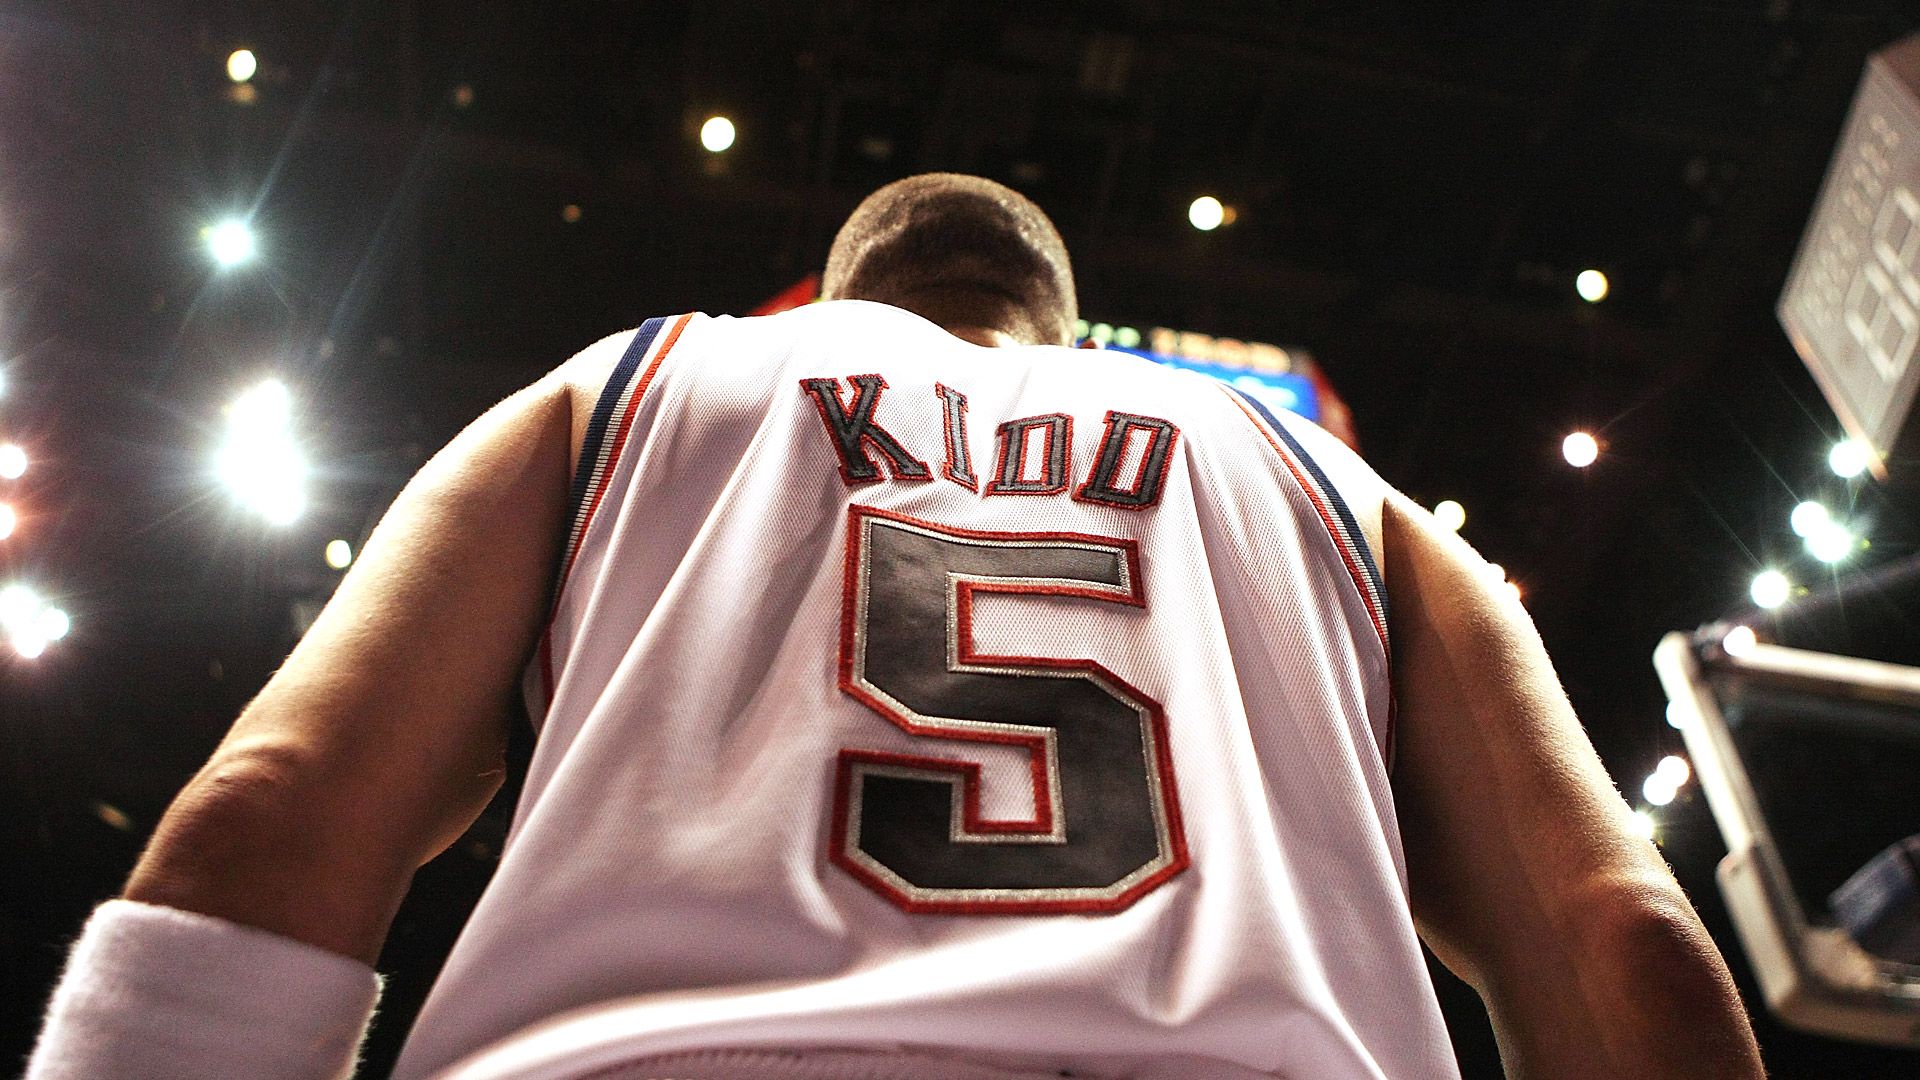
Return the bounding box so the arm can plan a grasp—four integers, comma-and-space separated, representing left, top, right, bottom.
392, 301, 1459, 1080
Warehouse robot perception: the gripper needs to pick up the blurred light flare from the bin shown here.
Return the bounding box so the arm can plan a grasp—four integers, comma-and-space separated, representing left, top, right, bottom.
1723, 624, 1758, 656
1805, 519, 1856, 563
1188, 196, 1225, 231
0, 502, 14, 540
1576, 269, 1610, 302
0, 443, 26, 479
325, 539, 353, 569
1750, 569, 1790, 609
1828, 438, 1872, 479
1, 583, 65, 658
0, 583, 37, 628
700, 116, 735, 153
204, 219, 258, 268
1656, 754, 1691, 786
1630, 809, 1658, 841
226, 49, 257, 84
217, 379, 308, 526
1643, 773, 1677, 806
1789, 500, 1829, 538
1562, 431, 1599, 467
1432, 500, 1466, 531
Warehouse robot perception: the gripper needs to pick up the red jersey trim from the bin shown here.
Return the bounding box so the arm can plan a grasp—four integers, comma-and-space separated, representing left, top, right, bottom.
532, 313, 694, 721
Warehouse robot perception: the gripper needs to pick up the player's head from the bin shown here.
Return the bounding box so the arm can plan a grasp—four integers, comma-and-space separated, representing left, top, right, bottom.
822, 173, 1078, 347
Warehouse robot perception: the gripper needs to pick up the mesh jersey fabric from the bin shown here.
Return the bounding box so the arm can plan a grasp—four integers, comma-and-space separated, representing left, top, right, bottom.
390, 301, 1458, 1080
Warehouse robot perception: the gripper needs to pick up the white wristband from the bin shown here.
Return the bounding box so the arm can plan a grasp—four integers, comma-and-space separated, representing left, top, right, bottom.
26, 899, 384, 1080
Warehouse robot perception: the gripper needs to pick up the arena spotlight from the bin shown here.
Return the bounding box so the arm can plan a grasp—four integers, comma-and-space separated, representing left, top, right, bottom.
1576, 269, 1610, 303
1750, 569, 1791, 610
1188, 196, 1225, 231
1805, 519, 1857, 564
1789, 500, 1830, 538
1723, 624, 1759, 657
1643, 771, 1678, 807
0, 584, 62, 659
1432, 500, 1466, 532
0, 583, 35, 628
226, 49, 257, 83
216, 379, 307, 526
0, 443, 26, 479
1630, 808, 1658, 841
203, 218, 258, 268
1828, 438, 1873, 479
700, 116, 735, 153
0, 502, 14, 540
1561, 431, 1600, 468
325, 539, 353, 569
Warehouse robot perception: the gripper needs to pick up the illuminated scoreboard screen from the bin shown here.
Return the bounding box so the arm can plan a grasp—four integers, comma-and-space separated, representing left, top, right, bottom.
1779, 34, 1920, 478
1073, 321, 1325, 425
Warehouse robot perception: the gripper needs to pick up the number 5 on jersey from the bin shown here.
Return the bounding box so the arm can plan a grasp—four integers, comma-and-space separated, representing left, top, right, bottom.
830, 506, 1189, 914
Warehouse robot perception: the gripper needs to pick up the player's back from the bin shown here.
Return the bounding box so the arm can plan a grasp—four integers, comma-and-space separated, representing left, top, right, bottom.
391, 301, 1458, 1080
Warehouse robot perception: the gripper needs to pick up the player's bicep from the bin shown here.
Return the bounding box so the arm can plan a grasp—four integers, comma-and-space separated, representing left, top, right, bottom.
1383, 492, 1670, 986
206, 363, 585, 868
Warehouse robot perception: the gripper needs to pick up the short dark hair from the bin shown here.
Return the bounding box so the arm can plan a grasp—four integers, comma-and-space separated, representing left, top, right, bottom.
821, 173, 1078, 346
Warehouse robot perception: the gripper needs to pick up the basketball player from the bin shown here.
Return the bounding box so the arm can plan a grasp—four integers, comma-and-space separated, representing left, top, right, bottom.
28, 175, 1764, 1079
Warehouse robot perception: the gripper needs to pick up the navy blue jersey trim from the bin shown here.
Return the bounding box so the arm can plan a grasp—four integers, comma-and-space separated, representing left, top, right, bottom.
564, 317, 667, 528
1229, 386, 1388, 626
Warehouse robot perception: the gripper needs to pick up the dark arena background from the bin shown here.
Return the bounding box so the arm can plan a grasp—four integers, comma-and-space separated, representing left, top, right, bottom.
6, 1, 1920, 1076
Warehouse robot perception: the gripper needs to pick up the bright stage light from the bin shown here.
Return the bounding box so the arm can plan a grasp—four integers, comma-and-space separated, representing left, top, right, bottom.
1188, 196, 1225, 231
0, 583, 37, 630
1805, 520, 1856, 564
1828, 438, 1872, 479
1666, 701, 1686, 729
0, 443, 26, 479
0, 503, 13, 540
227, 49, 257, 83
700, 116, 735, 153
217, 379, 307, 525
0, 584, 59, 658
1562, 431, 1599, 467
1723, 624, 1758, 656
1576, 269, 1610, 302
1750, 569, 1790, 609
204, 219, 258, 268
1656, 754, 1691, 786
325, 539, 353, 569
228, 378, 291, 432
1643, 772, 1678, 807
1789, 500, 1829, 538
1432, 500, 1466, 532
1630, 808, 1658, 841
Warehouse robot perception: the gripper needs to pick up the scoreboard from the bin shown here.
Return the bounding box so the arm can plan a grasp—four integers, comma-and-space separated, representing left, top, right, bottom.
1779, 34, 1920, 479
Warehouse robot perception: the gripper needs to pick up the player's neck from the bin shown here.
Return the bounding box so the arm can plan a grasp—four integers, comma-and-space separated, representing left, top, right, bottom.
942, 324, 1025, 348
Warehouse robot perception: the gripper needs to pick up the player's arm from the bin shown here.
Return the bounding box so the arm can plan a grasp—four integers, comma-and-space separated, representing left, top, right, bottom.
118, 330, 630, 966
26, 334, 631, 1079
1383, 492, 1763, 1077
